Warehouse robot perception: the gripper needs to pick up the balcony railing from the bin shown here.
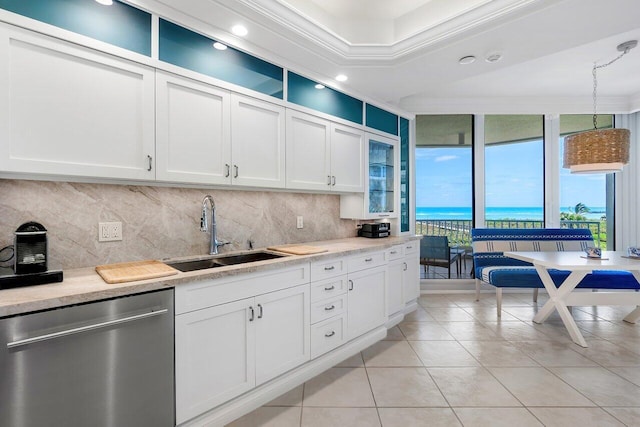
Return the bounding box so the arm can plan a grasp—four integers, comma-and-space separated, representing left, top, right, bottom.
416, 219, 605, 248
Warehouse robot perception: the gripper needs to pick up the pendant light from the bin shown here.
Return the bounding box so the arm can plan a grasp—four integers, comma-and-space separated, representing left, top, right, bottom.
563, 40, 637, 174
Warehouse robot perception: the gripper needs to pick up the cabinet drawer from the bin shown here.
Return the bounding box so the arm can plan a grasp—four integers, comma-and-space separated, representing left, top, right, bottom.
404, 241, 419, 255
310, 257, 347, 281
348, 251, 385, 272
310, 315, 345, 359
387, 245, 403, 261
310, 276, 347, 302
310, 294, 347, 324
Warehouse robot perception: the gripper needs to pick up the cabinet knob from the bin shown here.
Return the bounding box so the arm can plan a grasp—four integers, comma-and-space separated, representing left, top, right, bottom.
324, 330, 336, 338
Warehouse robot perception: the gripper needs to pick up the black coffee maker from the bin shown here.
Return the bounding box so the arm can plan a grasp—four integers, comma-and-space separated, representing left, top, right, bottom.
14, 221, 48, 274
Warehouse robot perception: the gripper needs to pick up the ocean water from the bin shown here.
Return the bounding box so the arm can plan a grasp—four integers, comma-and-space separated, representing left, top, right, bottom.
416, 207, 606, 221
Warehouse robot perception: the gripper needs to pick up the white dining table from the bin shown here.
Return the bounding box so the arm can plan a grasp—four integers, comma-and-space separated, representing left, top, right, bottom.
504, 251, 640, 347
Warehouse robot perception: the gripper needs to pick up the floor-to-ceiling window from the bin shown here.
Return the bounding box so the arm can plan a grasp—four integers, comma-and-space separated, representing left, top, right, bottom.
415, 115, 473, 280
484, 115, 545, 228
559, 114, 614, 249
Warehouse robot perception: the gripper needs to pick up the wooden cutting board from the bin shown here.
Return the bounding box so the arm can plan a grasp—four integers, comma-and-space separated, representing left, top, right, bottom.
267, 245, 328, 255
96, 260, 178, 284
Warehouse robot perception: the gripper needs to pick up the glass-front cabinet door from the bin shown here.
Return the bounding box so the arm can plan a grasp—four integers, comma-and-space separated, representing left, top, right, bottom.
339, 132, 399, 220
368, 138, 395, 215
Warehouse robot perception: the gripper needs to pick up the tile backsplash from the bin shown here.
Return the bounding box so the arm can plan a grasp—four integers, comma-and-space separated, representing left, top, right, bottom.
0, 180, 357, 269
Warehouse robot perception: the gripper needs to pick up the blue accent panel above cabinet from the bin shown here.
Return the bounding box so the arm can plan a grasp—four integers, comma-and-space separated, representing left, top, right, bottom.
287, 72, 363, 124
159, 19, 284, 99
400, 117, 410, 232
366, 104, 398, 136
0, 0, 151, 56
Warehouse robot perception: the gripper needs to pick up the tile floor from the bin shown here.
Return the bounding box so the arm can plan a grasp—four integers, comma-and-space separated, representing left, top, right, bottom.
227, 292, 640, 427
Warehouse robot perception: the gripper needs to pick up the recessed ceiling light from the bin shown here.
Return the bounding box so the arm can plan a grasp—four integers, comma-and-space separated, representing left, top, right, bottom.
335, 74, 348, 82
458, 55, 476, 65
485, 52, 502, 63
314, 84, 325, 89
213, 42, 228, 51
231, 25, 248, 37
95, 0, 113, 5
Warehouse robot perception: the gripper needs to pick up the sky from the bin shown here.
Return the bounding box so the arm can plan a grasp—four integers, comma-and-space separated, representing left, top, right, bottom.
416, 139, 607, 209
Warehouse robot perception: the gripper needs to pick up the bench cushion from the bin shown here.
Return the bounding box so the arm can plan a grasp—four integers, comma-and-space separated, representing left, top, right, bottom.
480, 266, 640, 290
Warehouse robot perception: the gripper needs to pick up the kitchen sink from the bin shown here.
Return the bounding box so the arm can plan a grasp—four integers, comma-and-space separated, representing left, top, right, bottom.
165, 251, 287, 272
213, 251, 286, 266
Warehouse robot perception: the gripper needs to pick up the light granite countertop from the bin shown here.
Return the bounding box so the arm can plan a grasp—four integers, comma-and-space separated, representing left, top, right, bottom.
0, 236, 422, 317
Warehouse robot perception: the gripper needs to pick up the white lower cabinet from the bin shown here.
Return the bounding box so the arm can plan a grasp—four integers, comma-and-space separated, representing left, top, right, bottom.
347, 265, 387, 340
175, 283, 310, 424
403, 241, 420, 304
387, 258, 406, 316
175, 298, 255, 423
254, 285, 311, 385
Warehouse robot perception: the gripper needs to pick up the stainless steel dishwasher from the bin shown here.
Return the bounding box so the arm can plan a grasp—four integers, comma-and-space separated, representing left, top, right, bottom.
0, 288, 174, 427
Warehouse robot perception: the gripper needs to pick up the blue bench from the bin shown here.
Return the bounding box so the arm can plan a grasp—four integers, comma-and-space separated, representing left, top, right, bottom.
471, 228, 640, 316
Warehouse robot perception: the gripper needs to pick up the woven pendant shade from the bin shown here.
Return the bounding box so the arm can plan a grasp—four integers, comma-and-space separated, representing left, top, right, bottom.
563, 128, 630, 174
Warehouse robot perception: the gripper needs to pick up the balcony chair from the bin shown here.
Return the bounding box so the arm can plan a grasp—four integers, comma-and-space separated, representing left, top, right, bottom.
419, 235, 460, 279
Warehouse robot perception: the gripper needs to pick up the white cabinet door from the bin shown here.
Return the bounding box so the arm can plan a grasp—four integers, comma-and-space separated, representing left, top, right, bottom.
231, 94, 286, 188
156, 72, 231, 185
387, 259, 405, 316
0, 24, 155, 180
330, 123, 364, 192
255, 284, 310, 385
347, 266, 386, 339
403, 252, 420, 303
175, 298, 255, 424
285, 110, 331, 190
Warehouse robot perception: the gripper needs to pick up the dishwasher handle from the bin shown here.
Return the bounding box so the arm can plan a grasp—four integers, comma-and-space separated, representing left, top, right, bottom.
7, 309, 169, 349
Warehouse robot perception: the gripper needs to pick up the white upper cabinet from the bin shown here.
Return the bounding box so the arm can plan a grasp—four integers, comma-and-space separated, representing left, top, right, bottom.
285, 110, 364, 192
0, 24, 155, 180
285, 110, 331, 190
231, 94, 286, 188
156, 72, 231, 185
330, 123, 365, 192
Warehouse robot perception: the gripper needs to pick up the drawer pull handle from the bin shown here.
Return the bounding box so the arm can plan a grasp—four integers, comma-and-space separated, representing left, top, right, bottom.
225, 164, 230, 177
406, 246, 412, 249
325, 330, 335, 338
324, 266, 335, 271
324, 285, 335, 291
147, 155, 153, 171
249, 306, 255, 322
403, 262, 408, 271
324, 305, 335, 311
327, 175, 332, 185
257, 304, 263, 319
234, 165, 239, 178
348, 280, 354, 291
365, 258, 373, 262
390, 251, 397, 254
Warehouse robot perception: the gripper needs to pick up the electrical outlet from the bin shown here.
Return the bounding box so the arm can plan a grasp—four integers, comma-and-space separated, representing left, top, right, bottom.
99, 222, 123, 242
296, 216, 304, 229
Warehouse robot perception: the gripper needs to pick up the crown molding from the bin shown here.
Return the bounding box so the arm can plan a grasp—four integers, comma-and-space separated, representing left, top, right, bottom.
233, 0, 543, 62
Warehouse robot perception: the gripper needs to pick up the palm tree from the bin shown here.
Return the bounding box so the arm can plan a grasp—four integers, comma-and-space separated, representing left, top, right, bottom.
574, 203, 591, 215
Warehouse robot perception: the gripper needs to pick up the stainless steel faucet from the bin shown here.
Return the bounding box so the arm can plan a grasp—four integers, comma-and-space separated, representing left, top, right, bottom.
200, 195, 229, 255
